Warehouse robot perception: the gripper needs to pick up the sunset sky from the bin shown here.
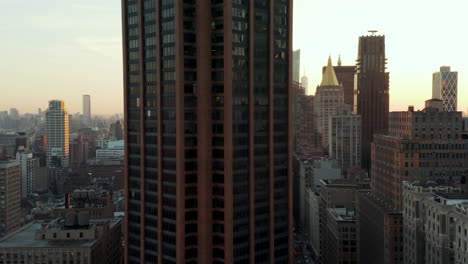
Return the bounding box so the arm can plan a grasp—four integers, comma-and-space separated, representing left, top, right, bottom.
1, 0, 467, 115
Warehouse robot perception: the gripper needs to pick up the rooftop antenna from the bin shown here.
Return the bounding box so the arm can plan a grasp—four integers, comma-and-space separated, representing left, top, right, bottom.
368, 30, 378, 35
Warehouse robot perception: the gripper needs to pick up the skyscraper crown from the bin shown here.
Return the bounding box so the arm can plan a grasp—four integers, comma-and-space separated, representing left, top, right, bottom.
321, 56, 340, 86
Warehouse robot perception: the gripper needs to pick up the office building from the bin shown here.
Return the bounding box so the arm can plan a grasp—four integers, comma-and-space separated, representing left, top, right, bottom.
16, 149, 39, 199
9, 108, 19, 120
358, 100, 467, 264
315, 57, 344, 148
0, 217, 123, 264
122, 0, 292, 263
110, 120, 124, 140
83, 94, 91, 121
402, 181, 468, 264
321, 208, 357, 264
294, 93, 319, 150
322, 56, 355, 106
354, 34, 389, 170
373, 103, 466, 210
69, 136, 89, 168
328, 104, 361, 173
46, 100, 69, 169
293, 49, 300, 83
0, 159, 21, 237
433, 66, 458, 112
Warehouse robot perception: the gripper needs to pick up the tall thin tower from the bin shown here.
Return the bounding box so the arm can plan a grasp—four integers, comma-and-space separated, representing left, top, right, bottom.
122, 0, 293, 263
432, 66, 458, 112
46, 100, 69, 169
82, 94, 91, 121
354, 33, 389, 171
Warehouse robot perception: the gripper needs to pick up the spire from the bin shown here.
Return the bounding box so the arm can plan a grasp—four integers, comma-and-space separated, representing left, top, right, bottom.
337, 55, 342, 66
321, 56, 340, 86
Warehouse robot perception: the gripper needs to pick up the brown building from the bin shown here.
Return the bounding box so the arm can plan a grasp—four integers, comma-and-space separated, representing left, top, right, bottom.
357, 193, 403, 264
322, 57, 355, 106
51, 190, 115, 220
0, 159, 21, 237
354, 34, 390, 170
322, 208, 357, 264
122, 0, 293, 263
358, 101, 468, 264
294, 92, 319, 151
70, 136, 89, 168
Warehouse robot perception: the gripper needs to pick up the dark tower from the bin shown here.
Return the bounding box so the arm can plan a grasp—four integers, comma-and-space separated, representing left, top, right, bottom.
354, 34, 389, 171
122, 0, 293, 263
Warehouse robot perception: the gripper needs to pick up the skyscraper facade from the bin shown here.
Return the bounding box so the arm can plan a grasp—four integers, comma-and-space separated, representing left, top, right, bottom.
46, 100, 70, 169
322, 57, 355, 106
293, 49, 300, 83
122, 0, 292, 263
0, 159, 21, 237
83, 95, 91, 121
354, 34, 389, 170
315, 57, 344, 148
432, 66, 458, 112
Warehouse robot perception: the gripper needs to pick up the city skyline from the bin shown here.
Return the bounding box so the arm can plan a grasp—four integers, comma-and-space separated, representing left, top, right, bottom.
1, 0, 468, 115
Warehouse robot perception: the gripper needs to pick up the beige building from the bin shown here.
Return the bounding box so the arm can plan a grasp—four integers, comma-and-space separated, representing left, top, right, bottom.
314, 57, 344, 148
0, 159, 21, 237
403, 181, 468, 264
0, 217, 122, 264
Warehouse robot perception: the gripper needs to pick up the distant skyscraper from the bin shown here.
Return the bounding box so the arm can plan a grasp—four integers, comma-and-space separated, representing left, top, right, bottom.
315, 57, 344, 148
432, 66, 458, 111
354, 34, 389, 170
293, 49, 301, 83
110, 120, 124, 140
46, 100, 69, 169
300, 75, 308, 91
122, 0, 292, 263
9, 108, 19, 120
83, 95, 91, 121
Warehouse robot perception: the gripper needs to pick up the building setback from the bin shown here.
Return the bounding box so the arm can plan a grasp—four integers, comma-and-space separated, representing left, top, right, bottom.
122, 0, 292, 263
354, 34, 389, 170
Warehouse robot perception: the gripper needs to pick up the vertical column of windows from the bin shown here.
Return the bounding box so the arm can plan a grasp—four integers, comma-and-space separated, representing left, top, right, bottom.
252, 1, 270, 263
161, 0, 177, 263
182, 1, 198, 263
142, 0, 158, 262
126, 1, 142, 263
272, 1, 290, 261
211, 1, 226, 262
231, 0, 250, 263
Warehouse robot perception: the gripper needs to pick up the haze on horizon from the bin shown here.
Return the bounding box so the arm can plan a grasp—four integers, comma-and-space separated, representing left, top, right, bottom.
1, 0, 467, 115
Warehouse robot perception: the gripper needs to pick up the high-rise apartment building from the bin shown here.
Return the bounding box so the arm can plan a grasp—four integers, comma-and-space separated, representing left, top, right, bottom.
16, 149, 39, 199
293, 49, 300, 83
83, 94, 91, 121
354, 34, 389, 170
315, 57, 344, 148
328, 104, 361, 173
0, 159, 21, 237
46, 100, 69, 169
122, 1, 292, 263
432, 66, 458, 112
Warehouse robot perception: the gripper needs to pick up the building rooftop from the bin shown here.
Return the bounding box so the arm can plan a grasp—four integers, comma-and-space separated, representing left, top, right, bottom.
328, 208, 356, 222
0, 218, 120, 248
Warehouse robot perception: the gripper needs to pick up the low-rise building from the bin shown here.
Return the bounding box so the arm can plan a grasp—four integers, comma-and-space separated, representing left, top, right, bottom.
322, 208, 357, 264
0, 217, 123, 264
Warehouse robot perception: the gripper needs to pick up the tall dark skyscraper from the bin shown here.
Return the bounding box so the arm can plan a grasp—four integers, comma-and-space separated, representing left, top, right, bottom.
354, 34, 389, 170
122, 0, 292, 263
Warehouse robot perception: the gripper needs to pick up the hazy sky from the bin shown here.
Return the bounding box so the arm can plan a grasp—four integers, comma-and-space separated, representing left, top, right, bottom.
0, 0, 467, 115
